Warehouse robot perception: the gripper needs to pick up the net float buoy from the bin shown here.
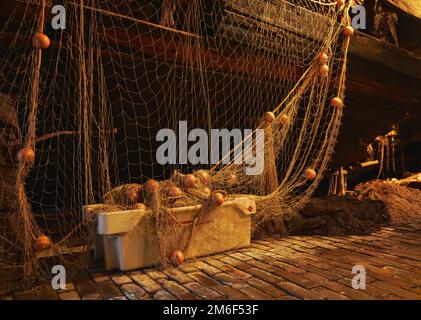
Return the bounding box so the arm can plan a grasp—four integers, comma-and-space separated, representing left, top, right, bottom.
34, 235, 51, 252
280, 114, 289, 124
182, 174, 196, 188
320, 64, 329, 76
195, 170, 211, 184
203, 187, 211, 194
168, 186, 182, 197
227, 173, 238, 185
343, 26, 354, 37
264, 111, 276, 124
125, 188, 139, 202
331, 97, 344, 109
144, 179, 160, 193
134, 203, 146, 210
32, 33, 50, 49
171, 250, 185, 266
211, 192, 224, 207
319, 52, 329, 65
337, 0, 344, 8
305, 168, 317, 180
17, 147, 35, 163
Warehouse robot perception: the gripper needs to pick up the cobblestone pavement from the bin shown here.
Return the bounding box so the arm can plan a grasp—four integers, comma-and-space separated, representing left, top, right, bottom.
3, 225, 421, 300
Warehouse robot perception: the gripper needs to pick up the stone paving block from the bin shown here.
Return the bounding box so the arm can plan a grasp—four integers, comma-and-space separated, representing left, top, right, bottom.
251, 243, 274, 250
157, 279, 196, 299
254, 239, 279, 247
239, 286, 273, 300
110, 273, 133, 285
219, 256, 245, 267
225, 267, 252, 280
184, 282, 222, 299
287, 245, 315, 254
59, 290, 81, 300
82, 293, 103, 300
300, 272, 374, 300
311, 286, 349, 300
382, 266, 421, 286
283, 238, 318, 249
362, 265, 416, 288
246, 260, 279, 274
188, 271, 220, 287
296, 262, 340, 281
75, 279, 99, 298
153, 290, 177, 300
366, 253, 417, 271
275, 270, 326, 289
369, 281, 420, 300
164, 268, 194, 284
228, 252, 254, 261
261, 257, 306, 274
350, 246, 421, 270
276, 282, 322, 300
144, 269, 169, 280
91, 272, 110, 283
177, 264, 199, 273
235, 264, 285, 286
241, 250, 267, 260
213, 285, 251, 300
207, 259, 253, 281
246, 277, 288, 299
190, 261, 221, 275
205, 258, 234, 271
130, 272, 162, 293
305, 239, 343, 250
213, 272, 249, 289
97, 280, 122, 300
120, 283, 149, 300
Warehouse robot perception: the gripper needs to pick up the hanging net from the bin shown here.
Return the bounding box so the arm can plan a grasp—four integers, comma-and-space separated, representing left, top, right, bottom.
0, 0, 353, 287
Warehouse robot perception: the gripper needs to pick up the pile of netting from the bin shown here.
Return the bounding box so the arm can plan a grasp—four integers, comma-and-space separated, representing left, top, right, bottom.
0, 0, 354, 288
355, 180, 421, 226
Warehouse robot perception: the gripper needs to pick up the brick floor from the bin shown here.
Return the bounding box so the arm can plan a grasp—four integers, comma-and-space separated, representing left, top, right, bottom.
3, 224, 421, 300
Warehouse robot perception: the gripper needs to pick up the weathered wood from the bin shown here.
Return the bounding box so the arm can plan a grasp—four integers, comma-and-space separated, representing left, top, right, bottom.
386, 0, 421, 20
349, 31, 421, 81
224, 0, 333, 42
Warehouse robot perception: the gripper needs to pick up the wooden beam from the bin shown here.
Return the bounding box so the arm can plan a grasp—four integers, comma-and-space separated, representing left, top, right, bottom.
385, 0, 421, 21
349, 31, 421, 81
101, 27, 303, 82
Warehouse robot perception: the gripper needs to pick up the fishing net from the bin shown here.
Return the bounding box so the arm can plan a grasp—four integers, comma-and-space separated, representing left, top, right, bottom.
0, 0, 353, 287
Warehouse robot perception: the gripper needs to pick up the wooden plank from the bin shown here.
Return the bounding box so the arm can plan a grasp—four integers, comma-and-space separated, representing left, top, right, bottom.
349, 31, 421, 81
219, 11, 317, 61
101, 28, 303, 83
386, 0, 421, 20
224, 0, 333, 42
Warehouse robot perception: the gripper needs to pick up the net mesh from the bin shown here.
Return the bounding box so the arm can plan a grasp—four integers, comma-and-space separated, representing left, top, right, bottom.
0, 0, 352, 286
